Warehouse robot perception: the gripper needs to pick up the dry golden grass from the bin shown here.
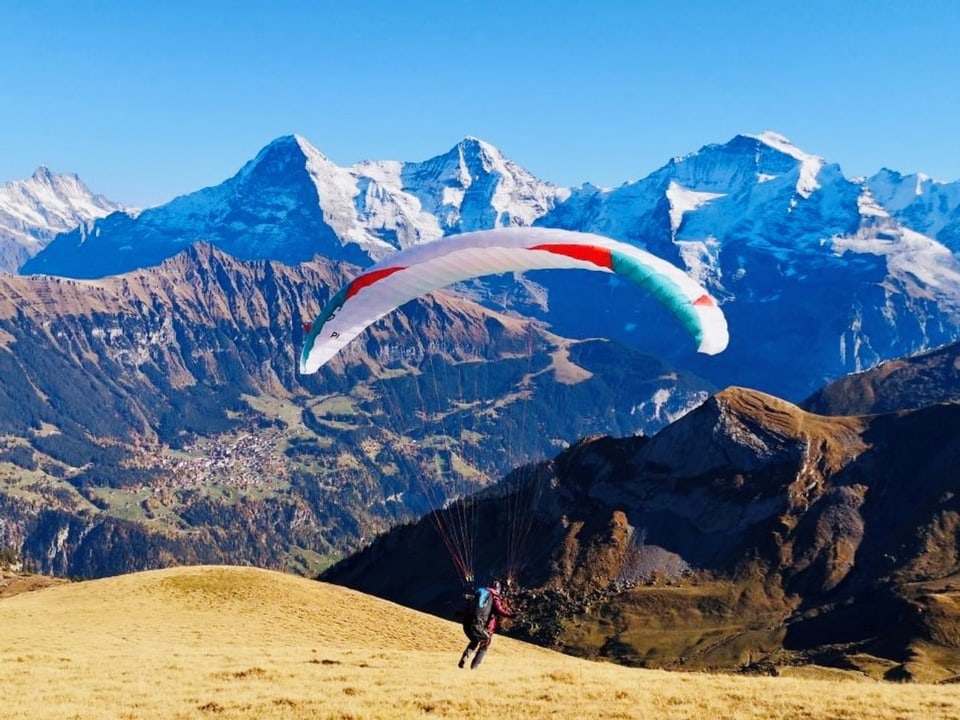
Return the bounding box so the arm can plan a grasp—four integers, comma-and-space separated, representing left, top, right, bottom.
3, 566, 960, 720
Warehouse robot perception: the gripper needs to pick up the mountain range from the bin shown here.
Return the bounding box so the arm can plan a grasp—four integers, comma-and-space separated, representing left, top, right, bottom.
11, 131, 960, 402
2, 133, 960, 678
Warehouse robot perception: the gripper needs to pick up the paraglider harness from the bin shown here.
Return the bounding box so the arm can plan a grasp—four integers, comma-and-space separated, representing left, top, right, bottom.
463, 586, 495, 643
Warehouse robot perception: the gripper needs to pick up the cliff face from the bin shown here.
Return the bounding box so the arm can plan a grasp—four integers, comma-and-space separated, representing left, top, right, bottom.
323, 384, 960, 681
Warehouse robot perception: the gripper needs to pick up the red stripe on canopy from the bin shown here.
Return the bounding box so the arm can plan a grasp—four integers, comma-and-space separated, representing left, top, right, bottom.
693, 294, 716, 306
346, 266, 407, 299
530, 243, 614, 270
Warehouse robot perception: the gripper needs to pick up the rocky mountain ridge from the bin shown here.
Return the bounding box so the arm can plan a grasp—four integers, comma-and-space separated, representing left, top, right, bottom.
322, 347, 960, 680
802, 341, 960, 415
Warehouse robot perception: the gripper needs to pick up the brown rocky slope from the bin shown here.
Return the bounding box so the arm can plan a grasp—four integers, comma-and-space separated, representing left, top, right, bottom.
802, 341, 960, 415
323, 382, 960, 681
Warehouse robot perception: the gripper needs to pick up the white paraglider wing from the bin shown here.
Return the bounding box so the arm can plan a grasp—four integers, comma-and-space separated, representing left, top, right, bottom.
299, 227, 728, 374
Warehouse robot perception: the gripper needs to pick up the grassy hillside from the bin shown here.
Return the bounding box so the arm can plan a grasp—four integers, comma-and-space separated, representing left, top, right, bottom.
3, 566, 960, 720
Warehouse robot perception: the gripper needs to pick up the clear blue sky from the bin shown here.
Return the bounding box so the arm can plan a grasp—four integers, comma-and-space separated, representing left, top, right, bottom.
2, 0, 958, 208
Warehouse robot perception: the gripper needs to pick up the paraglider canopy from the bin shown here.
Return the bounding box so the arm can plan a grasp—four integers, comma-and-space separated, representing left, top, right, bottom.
299, 227, 728, 375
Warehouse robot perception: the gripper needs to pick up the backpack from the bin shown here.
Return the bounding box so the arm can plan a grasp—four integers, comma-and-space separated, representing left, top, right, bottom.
465, 587, 494, 639
474, 587, 494, 624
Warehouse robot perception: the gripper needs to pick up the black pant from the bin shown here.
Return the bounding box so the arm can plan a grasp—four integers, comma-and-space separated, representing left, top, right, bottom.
459, 626, 492, 668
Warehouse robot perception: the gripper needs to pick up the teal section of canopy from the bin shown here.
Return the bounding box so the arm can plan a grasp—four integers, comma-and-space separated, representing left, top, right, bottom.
610, 250, 704, 347
301, 284, 350, 367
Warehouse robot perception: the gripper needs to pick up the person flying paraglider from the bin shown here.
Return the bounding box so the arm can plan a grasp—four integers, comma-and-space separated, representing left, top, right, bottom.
298, 227, 730, 642
458, 579, 514, 669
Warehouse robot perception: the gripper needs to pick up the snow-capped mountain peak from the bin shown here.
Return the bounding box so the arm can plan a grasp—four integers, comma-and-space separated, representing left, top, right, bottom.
32, 165, 54, 183
295, 135, 406, 258
457, 136, 506, 178
0, 167, 127, 273
866, 167, 960, 249
223, 133, 569, 261
747, 130, 825, 198
397, 137, 570, 236
233, 134, 327, 181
